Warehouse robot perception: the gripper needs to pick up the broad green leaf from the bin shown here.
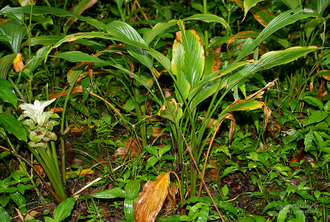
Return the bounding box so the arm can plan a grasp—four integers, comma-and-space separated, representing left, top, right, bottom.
67, 63, 85, 86
143, 20, 177, 45
291, 206, 306, 221
304, 131, 314, 151
0, 206, 10, 222
279, 0, 301, 9
305, 18, 323, 41
197, 205, 209, 222
183, 14, 229, 29
307, 110, 328, 125
221, 166, 238, 178
278, 204, 290, 222
0, 113, 27, 141
296, 190, 315, 201
0, 196, 10, 207
146, 156, 158, 170
147, 48, 172, 74
146, 145, 157, 156
159, 145, 171, 157
235, 8, 317, 62
0, 6, 106, 30
302, 96, 323, 110
172, 39, 190, 102
158, 100, 183, 125
263, 201, 289, 212
215, 200, 238, 216
0, 20, 26, 53
125, 180, 140, 200
91, 187, 126, 199
28, 46, 50, 74
0, 53, 17, 79
21, 35, 64, 47
9, 192, 26, 213
243, 0, 264, 21
0, 79, 17, 107
53, 51, 110, 64
53, 198, 76, 222
228, 46, 317, 89
189, 77, 227, 108
176, 25, 205, 89
124, 198, 134, 222
105, 21, 153, 69
313, 131, 324, 153
310, 0, 330, 16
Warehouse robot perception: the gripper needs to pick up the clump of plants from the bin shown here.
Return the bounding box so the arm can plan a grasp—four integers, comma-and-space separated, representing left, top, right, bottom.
0, 0, 329, 221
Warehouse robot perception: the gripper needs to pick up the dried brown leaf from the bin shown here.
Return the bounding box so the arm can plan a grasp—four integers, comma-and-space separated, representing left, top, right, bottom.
165, 182, 178, 212
134, 172, 170, 222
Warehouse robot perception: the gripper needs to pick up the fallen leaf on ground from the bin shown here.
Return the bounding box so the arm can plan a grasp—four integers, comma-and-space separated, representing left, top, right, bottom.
135, 172, 170, 222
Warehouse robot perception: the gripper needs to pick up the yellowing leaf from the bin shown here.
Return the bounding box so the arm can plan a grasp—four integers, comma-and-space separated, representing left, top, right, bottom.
13, 53, 24, 72
134, 172, 170, 222
66, 168, 94, 179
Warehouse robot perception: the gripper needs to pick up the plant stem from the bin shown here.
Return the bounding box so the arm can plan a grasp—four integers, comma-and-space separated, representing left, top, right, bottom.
203, 0, 209, 56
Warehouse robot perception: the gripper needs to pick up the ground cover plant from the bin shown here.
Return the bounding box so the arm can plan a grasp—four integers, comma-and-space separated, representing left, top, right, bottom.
0, 0, 329, 221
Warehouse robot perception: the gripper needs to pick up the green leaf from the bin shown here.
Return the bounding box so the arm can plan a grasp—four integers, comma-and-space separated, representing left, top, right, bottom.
296, 190, 315, 201
0, 20, 26, 53
28, 46, 51, 74
307, 110, 328, 125
0, 196, 10, 207
310, 0, 330, 16
0, 54, 17, 79
159, 145, 171, 157
91, 187, 126, 199
163, 215, 181, 221
53, 198, 76, 222
125, 180, 140, 200
53, 51, 110, 64
124, 198, 134, 222
143, 20, 177, 45
291, 205, 306, 221
182, 196, 211, 206
263, 201, 289, 212
222, 184, 229, 196
243, 0, 264, 21
177, 25, 205, 89
0, 6, 106, 31
313, 131, 324, 153
146, 146, 158, 156
278, 204, 291, 222
235, 8, 317, 62
9, 192, 26, 211
0, 113, 27, 141
216, 200, 238, 216
279, 0, 301, 9
302, 96, 323, 110
172, 39, 190, 102
196, 205, 210, 222
304, 131, 314, 152
221, 166, 238, 178
183, 14, 229, 29
105, 21, 152, 69
0, 206, 10, 222
158, 100, 183, 125
146, 156, 158, 170
0, 79, 17, 107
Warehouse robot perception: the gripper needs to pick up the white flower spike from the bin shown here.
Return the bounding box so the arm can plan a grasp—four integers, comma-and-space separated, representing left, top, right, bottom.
19, 98, 56, 125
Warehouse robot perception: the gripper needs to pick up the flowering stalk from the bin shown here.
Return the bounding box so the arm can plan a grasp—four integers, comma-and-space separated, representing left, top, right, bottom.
19, 98, 67, 201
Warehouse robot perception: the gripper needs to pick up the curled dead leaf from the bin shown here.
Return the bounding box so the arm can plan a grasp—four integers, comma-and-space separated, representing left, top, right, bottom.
134, 172, 170, 222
